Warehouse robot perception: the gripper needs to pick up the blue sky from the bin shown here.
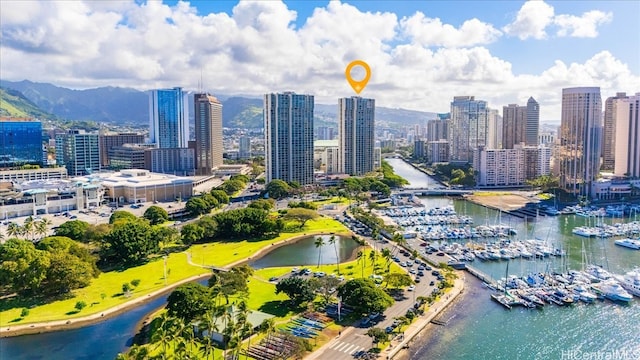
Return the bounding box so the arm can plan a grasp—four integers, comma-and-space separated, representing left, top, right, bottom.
1, 1, 638, 119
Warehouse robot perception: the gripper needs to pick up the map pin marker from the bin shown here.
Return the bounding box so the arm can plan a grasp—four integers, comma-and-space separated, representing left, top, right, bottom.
345, 60, 371, 94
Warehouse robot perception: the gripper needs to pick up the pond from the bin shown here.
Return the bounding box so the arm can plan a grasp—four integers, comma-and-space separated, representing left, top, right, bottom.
250, 234, 361, 269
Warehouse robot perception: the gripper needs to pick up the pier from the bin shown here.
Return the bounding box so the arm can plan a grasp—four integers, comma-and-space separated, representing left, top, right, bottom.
465, 265, 497, 287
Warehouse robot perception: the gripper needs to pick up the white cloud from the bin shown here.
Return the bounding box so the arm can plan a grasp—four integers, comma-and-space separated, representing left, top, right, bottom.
554, 10, 612, 38
400, 12, 502, 47
503, 1, 555, 40
0, 0, 636, 121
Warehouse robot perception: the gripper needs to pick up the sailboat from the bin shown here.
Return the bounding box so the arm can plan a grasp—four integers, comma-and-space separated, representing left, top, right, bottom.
491, 261, 516, 309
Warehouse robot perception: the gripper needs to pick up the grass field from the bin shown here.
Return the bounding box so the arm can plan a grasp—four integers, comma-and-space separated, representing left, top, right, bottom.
0, 253, 209, 327
188, 217, 350, 267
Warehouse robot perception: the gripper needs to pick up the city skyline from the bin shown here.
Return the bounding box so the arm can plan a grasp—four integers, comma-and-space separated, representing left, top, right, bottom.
1, 1, 638, 121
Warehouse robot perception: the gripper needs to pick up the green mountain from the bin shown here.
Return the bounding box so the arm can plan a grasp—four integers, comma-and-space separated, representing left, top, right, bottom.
0, 87, 55, 119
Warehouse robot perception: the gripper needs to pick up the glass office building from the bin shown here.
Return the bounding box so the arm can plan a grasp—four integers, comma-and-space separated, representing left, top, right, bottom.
149, 88, 189, 149
0, 119, 43, 167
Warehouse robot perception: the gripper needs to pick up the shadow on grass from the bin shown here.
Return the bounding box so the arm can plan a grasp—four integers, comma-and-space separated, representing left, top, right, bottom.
66, 310, 80, 315
0, 292, 73, 313
258, 300, 295, 317
9, 317, 24, 323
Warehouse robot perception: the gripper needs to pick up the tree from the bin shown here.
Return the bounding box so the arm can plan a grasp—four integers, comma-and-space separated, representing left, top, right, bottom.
0, 238, 50, 294
275, 277, 315, 307
122, 282, 132, 296
328, 235, 341, 275
381, 248, 392, 272
84, 223, 111, 243
384, 273, 413, 289
209, 189, 230, 205
54, 220, 90, 241
265, 179, 291, 199
283, 208, 319, 228
314, 236, 325, 268
102, 219, 157, 265
109, 211, 137, 224
208, 270, 249, 304
248, 199, 275, 211
35, 218, 52, 240
6, 222, 22, 238
366, 327, 388, 348
181, 223, 205, 245
167, 283, 214, 322
219, 179, 245, 195
153, 226, 180, 248
186, 197, 211, 217
75, 301, 87, 312
337, 278, 394, 316
41, 250, 95, 294
23, 216, 35, 241
357, 250, 366, 278
131, 279, 141, 287
309, 276, 341, 303
143, 205, 169, 225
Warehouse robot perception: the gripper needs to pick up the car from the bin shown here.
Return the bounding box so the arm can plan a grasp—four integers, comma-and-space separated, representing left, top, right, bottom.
415, 277, 421, 283
361, 317, 371, 327
369, 312, 380, 320
432, 270, 441, 276
425, 265, 433, 271
409, 269, 416, 274
419, 242, 427, 247
385, 325, 395, 333
407, 285, 416, 291
418, 265, 425, 270
314, 271, 326, 277
338, 276, 345, 282
437, 252, 445, 256
269, 276, 278, 282
429, 281, 435, 286
417, 271, 424, 276
69, 215, 77, 219
400, 262, 407, 267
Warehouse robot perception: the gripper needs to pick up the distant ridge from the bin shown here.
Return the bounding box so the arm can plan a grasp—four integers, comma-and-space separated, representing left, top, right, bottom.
0, 80, 437, 127
0, 87, 56, 119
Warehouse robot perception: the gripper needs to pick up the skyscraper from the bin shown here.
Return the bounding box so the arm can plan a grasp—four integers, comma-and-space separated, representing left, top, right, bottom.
239, 136, 251, 160
338, 96, 375, 176
603, 92, 628, 171
0, 118, 43, 167
558, 87, 602, 198
98, 132, 145, 168
525, 97, 540, 146
613, 93, 640, 178
149, 87, 189, 149
427, 116, 449, 141
194, 93, 223, 175
502, 97, 539, 149
264, 92, 314, 185
449, 96, 489, 163
55, 130, 100, 176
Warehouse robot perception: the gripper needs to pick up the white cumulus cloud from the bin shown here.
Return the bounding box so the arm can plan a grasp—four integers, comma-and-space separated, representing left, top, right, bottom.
554, 10, 613, 38
503, 0, 555, 40
400, 12, 502, 47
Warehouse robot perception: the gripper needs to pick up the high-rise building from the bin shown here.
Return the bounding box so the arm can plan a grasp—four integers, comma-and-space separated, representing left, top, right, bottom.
538, 145, 552, 176
108, 144, 154, 170
55, 130, 100, 176
449, 96, 489, 163
414, 140, 426, 159
98, 132, 145, 167
603, 92, 629, 171
264, 92, 314, 185
613, 93, 640, 178
239, 136, 251, 159
427, 117, 449, 141
338, 96, 375, 176
193, 93, 223, 175
487, 109, 502, 149
149, 87, 189, 149
144, 147, 195, 176
558, 87, 602, 198
525, 97, 540, 146
427, 140, 449, 163
473, 144, 540, 187
502, 97, 539, 149
0, 118, 43, 168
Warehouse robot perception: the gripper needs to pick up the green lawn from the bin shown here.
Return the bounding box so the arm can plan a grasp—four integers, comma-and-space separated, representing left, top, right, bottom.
0, 253, 209, 327
188, 217, 350, 267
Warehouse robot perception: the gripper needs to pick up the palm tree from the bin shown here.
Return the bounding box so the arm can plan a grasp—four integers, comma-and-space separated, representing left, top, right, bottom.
259, 318, 276, 344
356, 250, 365, 278
314, 236, 325, 268
199, 311, 218, 360
328, 235, 340, 274
35, 219, 50, 240
381, 248, 392, 273
369, 250, 377, 275
152, 313, 175, 360
6, 222, 22, 238
23, 216, 35, 241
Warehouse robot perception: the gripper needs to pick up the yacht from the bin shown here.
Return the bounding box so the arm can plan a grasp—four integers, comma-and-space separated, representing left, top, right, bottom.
614, 239, 640, 250
615, 270, 640, 297
593, 280, 633, 303
586, 265, 613, 281
572, 285, 598, 303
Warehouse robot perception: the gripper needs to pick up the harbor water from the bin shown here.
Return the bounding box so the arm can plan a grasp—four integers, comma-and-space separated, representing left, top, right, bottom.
385, 158, 640, 360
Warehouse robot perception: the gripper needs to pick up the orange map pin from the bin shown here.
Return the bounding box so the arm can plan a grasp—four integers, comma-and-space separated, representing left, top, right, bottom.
345, 60, 371, 94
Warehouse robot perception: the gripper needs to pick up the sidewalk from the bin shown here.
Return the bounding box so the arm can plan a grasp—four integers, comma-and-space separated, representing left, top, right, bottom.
383, 274, 465, 360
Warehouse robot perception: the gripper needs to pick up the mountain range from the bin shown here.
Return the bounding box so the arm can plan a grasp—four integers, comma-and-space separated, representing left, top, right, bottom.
0, 80, 437, 128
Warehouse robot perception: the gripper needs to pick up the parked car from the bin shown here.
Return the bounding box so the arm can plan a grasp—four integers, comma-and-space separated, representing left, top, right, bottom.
407, 285, 416, 291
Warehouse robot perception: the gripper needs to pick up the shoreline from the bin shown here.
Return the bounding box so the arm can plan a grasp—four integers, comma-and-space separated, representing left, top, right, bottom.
0, 220, 353, 338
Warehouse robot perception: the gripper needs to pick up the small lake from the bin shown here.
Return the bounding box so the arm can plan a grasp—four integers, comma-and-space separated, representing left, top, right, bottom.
250, 234, 360, 269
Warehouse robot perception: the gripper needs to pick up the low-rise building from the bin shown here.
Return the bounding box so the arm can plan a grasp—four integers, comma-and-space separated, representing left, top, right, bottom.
0, 167, 68, 182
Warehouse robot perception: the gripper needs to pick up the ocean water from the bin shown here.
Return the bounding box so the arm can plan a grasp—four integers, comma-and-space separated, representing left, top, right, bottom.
386, 158, 640, 360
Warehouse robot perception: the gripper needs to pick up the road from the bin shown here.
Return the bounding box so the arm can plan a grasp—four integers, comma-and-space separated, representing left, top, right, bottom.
308, 230, 441, 360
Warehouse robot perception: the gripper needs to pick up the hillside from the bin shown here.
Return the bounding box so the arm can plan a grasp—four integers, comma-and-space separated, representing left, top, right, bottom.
0, 87, 55, 119
0, 80, 437, 127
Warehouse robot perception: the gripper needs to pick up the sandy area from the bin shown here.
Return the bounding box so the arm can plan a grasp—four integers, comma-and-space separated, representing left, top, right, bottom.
465, 192, 537, 212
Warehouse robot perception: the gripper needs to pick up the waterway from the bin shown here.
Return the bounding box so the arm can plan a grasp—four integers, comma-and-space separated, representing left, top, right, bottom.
0, 235, 358, 359
386, 158, 640, 360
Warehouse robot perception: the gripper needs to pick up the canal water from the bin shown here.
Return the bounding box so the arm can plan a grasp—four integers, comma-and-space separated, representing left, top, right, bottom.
0, 235, 358, 359
250, 234, 360, 269
386, 158, 640, 360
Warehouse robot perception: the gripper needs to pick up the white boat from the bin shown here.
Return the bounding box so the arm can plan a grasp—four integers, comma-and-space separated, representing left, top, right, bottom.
586, 265, 613, 281
614, 239, 640, 250
572, 285, 597, 303
615, 270, 640, 297
593, 280, 633, 302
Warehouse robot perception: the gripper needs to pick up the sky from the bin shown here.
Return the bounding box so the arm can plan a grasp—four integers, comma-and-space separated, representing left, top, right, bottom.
1, 0, 639, 120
